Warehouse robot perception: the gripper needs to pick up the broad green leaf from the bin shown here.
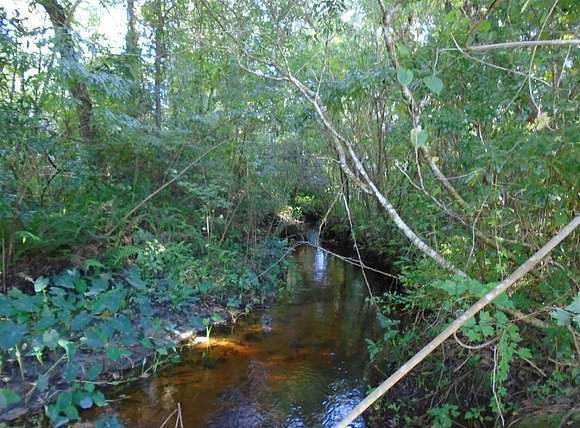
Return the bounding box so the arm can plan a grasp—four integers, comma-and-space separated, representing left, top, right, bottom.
106, 346, 121, 361
396, 68, 413, 87
43, 329, 60, 349
34, 276, 49, 293
37, 375, 49, 392
54, 270, 79, 289
0, 388, 21, 409
87, 362, 103, 381
396, 43, 410, 58
190, 315, 204, 330
9, 288, 41, 313
410, 127, 428, 148
479, 19, 491, 32
567, 293, 580, 314
71, 312, 92, 331
0, 295, 14, 317
423, 75, 443, 95
125, 268, 146, 290
92, 391, 107, 407
59, 339, 77, 360
0, 321, 27, 351
551, 308, 571, 326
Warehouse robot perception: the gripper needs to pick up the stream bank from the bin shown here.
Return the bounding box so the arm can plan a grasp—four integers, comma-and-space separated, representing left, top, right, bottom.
80, 242, 393, 427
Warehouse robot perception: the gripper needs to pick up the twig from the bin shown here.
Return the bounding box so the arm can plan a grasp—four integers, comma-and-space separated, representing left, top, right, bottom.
453, 331, 497, 350
558, 406, 580, 428
336, 216, 580, 428
492, 346, 506, 427
527, 0, 560, 113
521, 356, 547, 378
450, 34, 551, 86
25, 354, 66, 402
159, 408, 177, 428
342, 194, 373, 300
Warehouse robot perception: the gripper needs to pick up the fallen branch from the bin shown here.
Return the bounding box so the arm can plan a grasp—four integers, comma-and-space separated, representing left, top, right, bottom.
336, 215, 579, 428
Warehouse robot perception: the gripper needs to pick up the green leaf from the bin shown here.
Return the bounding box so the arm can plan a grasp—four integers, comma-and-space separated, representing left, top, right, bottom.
190, 315, 204, 330
83, 259, 105, 271
79, 395, 93, 410
551, 308, 571, 326
125, 268, 146, 290
92, 391, 107, 407
410, 127, 428, 148
75, 279, 88, 294
397, 68, 413, 87
566, 293, 580, 314
106, 346, 121, 361
0, 321, 27, 351
396, 43, 410, 58
211, 313, 224, 323
87, 362, 103, 381
423, 75, 443, 95
71, 312, 92, 331
43, 329, 60, 350
0, 388, 21, 409
479, 19, 491, 32
58, 339, 77, 360
0, 295, 14, 317
54, 270, 78, 289
34, 276, 49, 293
36, 375, 49, 392
9, 288, 41, 313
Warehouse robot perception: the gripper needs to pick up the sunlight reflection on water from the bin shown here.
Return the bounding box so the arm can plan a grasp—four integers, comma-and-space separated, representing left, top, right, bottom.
84, 242, 384, 427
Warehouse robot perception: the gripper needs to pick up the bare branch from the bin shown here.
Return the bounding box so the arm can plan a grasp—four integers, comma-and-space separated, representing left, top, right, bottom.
464, 39, 580, 52
337, 216, 580, 428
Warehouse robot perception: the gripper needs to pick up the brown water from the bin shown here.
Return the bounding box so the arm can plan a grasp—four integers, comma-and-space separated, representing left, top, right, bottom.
84, 245, 387, 427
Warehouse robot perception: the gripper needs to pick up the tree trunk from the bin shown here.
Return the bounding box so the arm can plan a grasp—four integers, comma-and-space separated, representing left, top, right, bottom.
37, 0, 94, 144
153, 0, 164, 128
125, 0, 142, 117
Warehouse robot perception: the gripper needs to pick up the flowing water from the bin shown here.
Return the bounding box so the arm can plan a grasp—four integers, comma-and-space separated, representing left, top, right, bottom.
84, 243, 389, 427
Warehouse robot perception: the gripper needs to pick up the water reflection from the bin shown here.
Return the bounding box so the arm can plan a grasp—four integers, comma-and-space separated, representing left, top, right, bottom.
313, 249, 328, 283
84, 245, 382, 427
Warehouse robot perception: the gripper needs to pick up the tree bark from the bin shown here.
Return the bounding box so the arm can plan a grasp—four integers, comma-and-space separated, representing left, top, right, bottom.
125, 0, 142, 117
37, 0, 94, 144
284, 72, 468, 277
153, 0, 164, 128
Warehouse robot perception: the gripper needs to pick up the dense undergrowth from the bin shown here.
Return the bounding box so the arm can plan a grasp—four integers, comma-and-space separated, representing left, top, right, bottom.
0, 233, 288, 427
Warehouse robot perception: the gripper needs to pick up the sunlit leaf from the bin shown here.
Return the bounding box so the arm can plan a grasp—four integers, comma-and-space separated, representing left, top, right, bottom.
396, 68, 413, 87
423, 75, 443, 95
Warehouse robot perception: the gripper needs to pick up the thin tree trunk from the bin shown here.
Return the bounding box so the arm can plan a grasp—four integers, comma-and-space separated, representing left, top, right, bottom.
153, 0, 164, 128
37, 0, 94, 144
125, 0, 141, 117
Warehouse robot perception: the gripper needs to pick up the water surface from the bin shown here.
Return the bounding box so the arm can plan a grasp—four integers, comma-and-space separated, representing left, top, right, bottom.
85, 245, 386, 427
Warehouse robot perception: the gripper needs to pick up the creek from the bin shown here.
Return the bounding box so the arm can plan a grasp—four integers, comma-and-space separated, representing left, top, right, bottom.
83, 240, 390, 427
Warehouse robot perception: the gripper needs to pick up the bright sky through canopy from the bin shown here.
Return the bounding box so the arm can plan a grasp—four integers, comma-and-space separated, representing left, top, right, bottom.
1, 0, 127, 53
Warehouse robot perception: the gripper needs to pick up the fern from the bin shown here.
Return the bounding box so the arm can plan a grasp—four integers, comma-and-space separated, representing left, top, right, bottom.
105, 245, 143, 267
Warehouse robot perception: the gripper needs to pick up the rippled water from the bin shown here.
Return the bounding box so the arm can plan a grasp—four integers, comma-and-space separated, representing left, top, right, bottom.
84, 244, 387, 427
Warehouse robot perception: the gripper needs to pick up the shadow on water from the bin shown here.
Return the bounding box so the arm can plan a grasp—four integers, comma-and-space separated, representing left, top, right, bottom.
84, 243, 391, 427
